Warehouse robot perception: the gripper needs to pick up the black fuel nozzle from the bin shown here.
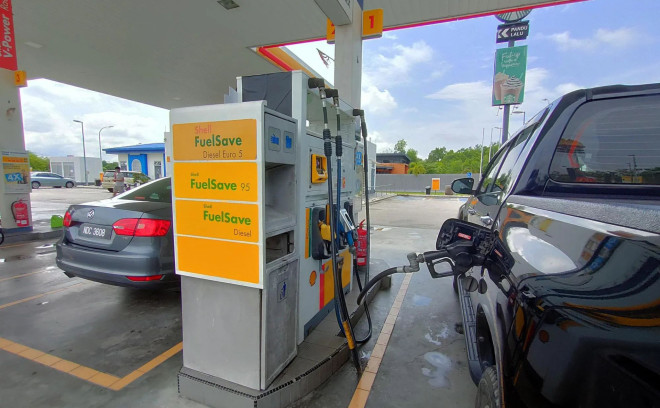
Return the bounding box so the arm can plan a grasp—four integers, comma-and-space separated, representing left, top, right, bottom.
352, 109, 368, 141
308, 78, 326, 90
325, 88, 339, 99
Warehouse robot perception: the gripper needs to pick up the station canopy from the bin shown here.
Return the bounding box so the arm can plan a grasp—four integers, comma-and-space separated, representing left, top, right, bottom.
14, 0, 578, 109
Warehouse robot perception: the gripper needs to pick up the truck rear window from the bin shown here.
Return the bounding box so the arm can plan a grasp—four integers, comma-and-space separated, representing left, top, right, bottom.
549, 94, 660, 185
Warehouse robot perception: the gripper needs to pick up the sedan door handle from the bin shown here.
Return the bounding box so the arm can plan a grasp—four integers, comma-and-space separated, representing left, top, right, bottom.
480, 216, 493, 226
467, 207, 477, 215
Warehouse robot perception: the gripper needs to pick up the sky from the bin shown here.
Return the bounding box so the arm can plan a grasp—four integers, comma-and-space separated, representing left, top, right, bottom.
19, 0, 660, 161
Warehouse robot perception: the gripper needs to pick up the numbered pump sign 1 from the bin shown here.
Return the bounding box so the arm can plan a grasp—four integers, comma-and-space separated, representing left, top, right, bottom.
492, 45, 528, 106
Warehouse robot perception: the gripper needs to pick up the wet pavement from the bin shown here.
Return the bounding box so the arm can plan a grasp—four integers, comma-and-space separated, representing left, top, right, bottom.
0, 195, 472, 408
295, 196, 474, 408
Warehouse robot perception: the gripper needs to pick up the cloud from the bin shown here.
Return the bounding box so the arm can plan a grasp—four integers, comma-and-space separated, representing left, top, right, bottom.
365, 41, 433, 87
540, 28, 640, 51
20, 79, 168, 159
361, 83, 397, 114
426, 81, 491, 103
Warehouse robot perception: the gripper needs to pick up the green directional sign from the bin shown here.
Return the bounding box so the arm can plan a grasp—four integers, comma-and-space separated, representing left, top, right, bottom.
492, 45, 527, 106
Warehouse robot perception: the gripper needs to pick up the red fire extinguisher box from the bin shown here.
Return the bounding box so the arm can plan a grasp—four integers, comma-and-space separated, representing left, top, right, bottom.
11, 199, 30, 227
356, 220, 367, 266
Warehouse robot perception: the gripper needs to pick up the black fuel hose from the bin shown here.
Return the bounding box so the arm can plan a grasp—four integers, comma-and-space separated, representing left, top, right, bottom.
356, 267, 400, 306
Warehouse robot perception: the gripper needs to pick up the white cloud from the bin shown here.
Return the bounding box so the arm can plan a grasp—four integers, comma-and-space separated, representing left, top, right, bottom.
21, 79, 168, 159
361, 83, 397, 114
365, 41, 433, 87
541, 28, 640, 51
554, 83, 582, 96
426, 81, 491, 103
594, 28, 639, 48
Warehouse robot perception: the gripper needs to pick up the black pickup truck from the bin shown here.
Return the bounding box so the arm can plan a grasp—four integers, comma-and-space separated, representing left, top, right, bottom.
444, 83, 660, 408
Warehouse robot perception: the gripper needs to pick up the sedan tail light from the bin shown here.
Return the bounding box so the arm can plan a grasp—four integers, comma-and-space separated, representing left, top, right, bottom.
112, 218, 171, 237
126, 274, 164, 282
63, 210, 72, 227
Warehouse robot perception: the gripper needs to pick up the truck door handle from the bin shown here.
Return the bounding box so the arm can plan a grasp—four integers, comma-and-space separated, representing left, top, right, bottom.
467, 207, 477, 215
480, 216, 493, 226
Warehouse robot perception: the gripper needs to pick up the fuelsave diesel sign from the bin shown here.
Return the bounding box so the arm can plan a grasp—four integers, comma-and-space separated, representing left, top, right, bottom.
172, 118, 261, 285
0, 0, 17, 71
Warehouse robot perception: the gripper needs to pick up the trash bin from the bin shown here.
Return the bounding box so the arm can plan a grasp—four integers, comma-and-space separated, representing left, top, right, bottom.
94, 179, 101, 186
425, 186, 431, 195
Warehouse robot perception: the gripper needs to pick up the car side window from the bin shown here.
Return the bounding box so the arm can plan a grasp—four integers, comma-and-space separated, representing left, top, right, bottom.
492, 125, 536, 196
478, 147, 508, 195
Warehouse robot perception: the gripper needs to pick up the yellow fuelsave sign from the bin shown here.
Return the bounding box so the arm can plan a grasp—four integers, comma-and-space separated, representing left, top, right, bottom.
172, 119, 257, 161
172, 117, 261, 286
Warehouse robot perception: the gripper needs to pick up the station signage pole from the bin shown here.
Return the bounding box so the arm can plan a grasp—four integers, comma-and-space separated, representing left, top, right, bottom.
492, 10, 530, 144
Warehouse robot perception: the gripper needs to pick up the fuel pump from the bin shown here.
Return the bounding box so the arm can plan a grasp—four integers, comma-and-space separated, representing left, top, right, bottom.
307, 78, 362, 374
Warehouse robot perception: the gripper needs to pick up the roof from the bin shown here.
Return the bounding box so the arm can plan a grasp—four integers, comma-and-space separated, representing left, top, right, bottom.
14, 0, 580, 109
104, 143, 165, 154
376, 153, 411, 164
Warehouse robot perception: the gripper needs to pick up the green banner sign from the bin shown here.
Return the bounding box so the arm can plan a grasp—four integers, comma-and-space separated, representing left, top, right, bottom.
492, 45, 527, 106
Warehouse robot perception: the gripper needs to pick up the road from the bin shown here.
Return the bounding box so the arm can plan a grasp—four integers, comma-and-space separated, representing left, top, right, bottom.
0, 193, 471, 408
298, 195, 474, 408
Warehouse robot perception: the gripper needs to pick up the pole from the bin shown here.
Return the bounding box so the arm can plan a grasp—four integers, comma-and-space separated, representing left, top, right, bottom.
501, 39, 515, 144
98, 125, 114, 161
74, 120, 88, 185
479, 128, 485, 180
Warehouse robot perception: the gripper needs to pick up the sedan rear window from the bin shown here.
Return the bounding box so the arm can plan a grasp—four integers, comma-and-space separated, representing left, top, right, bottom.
119, 178, 172, 203
549, 94, 660, 185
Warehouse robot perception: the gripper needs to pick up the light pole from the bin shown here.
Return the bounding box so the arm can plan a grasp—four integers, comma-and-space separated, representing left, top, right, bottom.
98, 125, 114, 161
73, 120, 88, 185
489, 126, 502, 162
512, 108, 525, 125
479, 128, 485, 180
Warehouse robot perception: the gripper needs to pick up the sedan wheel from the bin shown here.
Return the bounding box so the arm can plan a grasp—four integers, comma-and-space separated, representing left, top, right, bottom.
31, 181, 40, 189
65, 181, 74, 188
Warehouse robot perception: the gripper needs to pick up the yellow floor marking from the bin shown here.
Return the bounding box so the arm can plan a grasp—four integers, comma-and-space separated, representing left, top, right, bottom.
0, 336, 183, 391
0, 282, 86, 310
348, 273, 414, 408
0, 270, 44, 283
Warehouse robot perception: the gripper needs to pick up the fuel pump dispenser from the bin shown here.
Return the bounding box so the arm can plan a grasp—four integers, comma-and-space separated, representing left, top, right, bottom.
172, 71, 367, 406
237, 71, 362, 343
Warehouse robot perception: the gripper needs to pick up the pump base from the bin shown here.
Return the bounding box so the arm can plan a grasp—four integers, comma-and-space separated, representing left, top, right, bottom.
178, 260, 389, 408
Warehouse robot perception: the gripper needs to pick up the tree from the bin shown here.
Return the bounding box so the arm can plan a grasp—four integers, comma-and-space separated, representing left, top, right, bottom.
409, 161, 426, 175
394, 139, 407, 154
28, 151, 50, 171
406, 148, 420, 162
103, 160, 119, 171
427, 147, 447, 163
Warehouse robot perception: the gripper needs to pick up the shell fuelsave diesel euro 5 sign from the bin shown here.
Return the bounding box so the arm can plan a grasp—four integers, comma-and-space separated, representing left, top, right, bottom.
172, 118, 262, 287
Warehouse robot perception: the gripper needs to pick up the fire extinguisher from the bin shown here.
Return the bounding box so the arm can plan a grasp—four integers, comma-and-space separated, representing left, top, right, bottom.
356, 220, 367, 266
12, 199, 30, 227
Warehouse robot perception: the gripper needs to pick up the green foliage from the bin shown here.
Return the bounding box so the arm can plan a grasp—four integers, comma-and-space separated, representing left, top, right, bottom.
103, 160, 119, 171
387, 138, 506, 175
409, 161, 427, 175
394, 139, 407, 154
427, 147, 447, 162
28, 151, 50, 171
406, 148, 421, 162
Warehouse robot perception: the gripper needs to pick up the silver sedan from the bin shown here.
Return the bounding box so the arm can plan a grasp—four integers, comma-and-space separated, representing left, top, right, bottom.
56, 177, 176, 289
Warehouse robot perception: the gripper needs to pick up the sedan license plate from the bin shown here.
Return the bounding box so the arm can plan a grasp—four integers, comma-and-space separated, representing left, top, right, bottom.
79, 224, 111, 240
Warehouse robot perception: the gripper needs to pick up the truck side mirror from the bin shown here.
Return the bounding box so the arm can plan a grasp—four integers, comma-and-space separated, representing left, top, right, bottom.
451, 178, 474, 195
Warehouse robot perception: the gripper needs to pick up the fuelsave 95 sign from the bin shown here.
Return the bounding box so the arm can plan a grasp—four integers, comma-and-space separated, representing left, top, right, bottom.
0, 0, 17, 71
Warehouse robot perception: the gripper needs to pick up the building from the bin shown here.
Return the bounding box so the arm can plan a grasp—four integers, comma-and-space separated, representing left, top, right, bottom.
49, 156, 102, 185
376, 153, 410, 175
104, 143, 166, 179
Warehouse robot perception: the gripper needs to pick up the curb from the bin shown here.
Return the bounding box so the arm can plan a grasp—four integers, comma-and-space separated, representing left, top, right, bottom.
4, 229, 63, 245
